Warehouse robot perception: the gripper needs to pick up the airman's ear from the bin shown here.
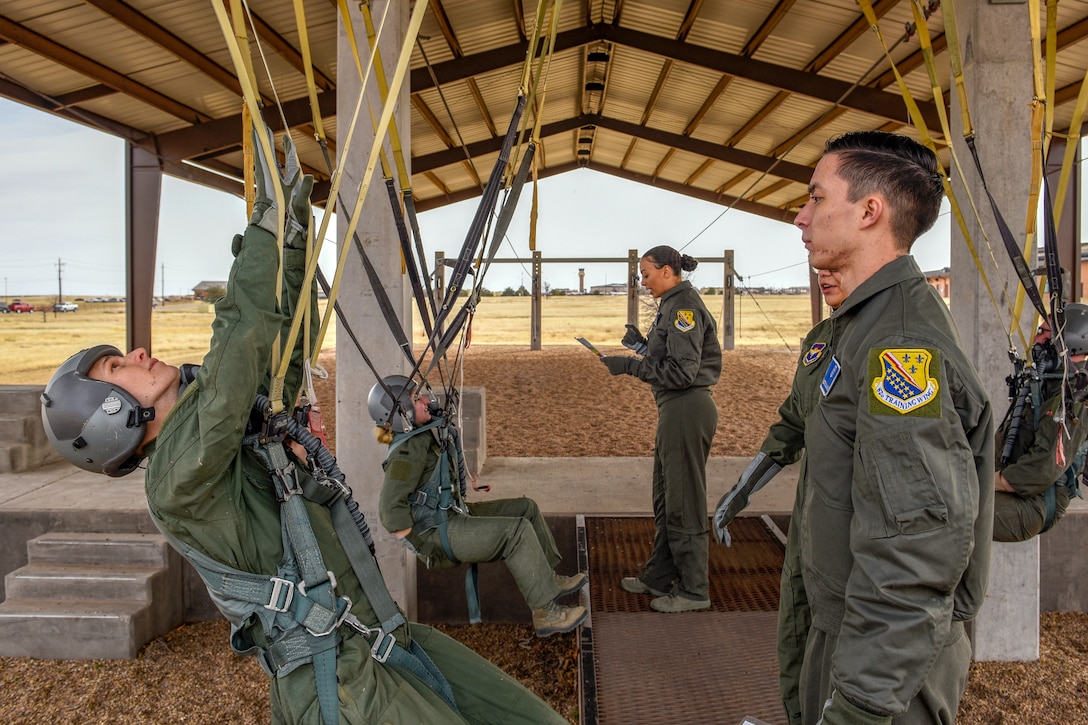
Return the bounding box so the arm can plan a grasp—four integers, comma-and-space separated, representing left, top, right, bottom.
858, 194, 885, 230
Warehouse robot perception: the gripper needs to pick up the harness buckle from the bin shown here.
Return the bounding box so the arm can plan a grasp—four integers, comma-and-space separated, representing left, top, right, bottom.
370, 630, 397, 663
298, 570, 337, 597
266, 577, 295, 613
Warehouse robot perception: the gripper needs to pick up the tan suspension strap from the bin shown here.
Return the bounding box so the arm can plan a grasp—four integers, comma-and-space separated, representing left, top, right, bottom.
213, 0, 288, 413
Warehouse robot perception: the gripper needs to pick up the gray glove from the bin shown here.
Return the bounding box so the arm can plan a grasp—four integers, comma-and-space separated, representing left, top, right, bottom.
622, 324, 648, 355
713, 452, 782, 546
250, 128, 313, 247
601, 355, 636, 376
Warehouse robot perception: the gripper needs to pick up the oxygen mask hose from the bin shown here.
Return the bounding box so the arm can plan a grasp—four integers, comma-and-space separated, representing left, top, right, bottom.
254, 394, 376, 554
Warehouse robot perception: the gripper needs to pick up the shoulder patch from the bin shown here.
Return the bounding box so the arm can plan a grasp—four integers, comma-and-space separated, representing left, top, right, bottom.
673, 309, 696, 332
803, 342, 827, 367
868, 348, 941, 417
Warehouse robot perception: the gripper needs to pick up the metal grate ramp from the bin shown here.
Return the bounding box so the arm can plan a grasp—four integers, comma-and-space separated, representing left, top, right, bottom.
581, 516, 788, 725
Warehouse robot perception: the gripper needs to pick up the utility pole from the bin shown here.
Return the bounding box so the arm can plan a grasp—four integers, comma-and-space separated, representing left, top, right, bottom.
160, 263, 165, 306
56, 257, 64, 302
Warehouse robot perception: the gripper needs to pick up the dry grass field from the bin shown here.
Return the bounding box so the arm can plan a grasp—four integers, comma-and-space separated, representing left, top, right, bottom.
0, 291, 820, 385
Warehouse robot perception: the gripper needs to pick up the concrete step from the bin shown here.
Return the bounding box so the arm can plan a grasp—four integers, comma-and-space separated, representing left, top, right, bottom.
0, 386, 45, 415
0, 442, 30, 474
0, 532, 185, 660
0, 386, 62, 472
28, 532, 171, 567
0, 598, 157, 660
5, 562, 164, 601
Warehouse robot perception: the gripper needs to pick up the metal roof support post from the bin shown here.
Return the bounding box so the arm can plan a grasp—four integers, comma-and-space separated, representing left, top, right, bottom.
627, 249, 639, 329
531, 251, 542, 350
124, 142, 161, 355
721, 250, 734, 351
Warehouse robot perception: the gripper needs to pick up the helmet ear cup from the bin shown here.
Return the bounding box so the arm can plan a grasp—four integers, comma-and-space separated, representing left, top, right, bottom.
40, 346, 150, 477
1062, 303, 1088, 357
367, 375, 416, 433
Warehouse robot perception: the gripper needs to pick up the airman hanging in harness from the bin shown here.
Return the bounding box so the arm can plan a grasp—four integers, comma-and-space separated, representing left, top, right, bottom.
39, 129, 570, 725
368, 374, 588, 637
994, 303, 1088, 542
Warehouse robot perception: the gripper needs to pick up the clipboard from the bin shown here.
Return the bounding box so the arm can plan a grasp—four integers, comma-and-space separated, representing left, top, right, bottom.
575, 337, 603, 357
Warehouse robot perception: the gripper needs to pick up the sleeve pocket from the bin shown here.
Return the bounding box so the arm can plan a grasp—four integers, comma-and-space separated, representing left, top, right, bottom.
861, 430, 949, 537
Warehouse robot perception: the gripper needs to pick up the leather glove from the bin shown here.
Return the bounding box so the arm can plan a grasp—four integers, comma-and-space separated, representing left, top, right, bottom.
601, 355, 636, 376
621, 324, 648, 355
712, 452, 782, 546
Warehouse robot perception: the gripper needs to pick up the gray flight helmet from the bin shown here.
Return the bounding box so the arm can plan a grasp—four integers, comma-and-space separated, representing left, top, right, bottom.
40, 345, 153, 477
367, 374, 417, 433
1063, 303, 1088, 357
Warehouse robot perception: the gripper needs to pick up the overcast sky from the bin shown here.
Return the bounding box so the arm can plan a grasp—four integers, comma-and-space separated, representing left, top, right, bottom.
1, 97, 958, 300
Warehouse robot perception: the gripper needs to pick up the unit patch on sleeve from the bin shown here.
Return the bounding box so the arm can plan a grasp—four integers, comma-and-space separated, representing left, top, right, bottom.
803, 342, 827, 367
868, 348, 941, 417
673, 310, 696, 332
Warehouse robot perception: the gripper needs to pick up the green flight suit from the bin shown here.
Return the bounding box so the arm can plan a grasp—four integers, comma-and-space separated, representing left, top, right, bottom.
626, 280, 722, 601
798, 256, 993, 724
993, 376, 1087, 542
379, 430, 563, 610
757, 318, 834, 724
144, 222, 565, 724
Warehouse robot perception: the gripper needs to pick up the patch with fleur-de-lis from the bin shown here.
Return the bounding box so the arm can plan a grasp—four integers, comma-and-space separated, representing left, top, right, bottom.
869, 348, 941, 417
673, 310, 696, 332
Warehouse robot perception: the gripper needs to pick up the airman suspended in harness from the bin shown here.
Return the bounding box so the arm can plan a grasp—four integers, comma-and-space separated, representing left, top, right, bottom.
994, 303, 1088, 542
368, 375, 588, 637
40, 129, 569, 725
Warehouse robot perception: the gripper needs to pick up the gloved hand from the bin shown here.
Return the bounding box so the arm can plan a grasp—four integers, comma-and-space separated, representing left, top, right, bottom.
250, 127, 314, 247
621, 324, 648, 355
712, 452, 783, 545
601, 355, 636, 376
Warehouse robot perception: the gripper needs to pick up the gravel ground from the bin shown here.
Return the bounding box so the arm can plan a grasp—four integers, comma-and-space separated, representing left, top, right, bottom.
1, 346, 1084, 724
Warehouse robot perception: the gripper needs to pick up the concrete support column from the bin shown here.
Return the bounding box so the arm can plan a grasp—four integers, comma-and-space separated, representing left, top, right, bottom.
335, 0, 417, 619
949, 0, 1038, 661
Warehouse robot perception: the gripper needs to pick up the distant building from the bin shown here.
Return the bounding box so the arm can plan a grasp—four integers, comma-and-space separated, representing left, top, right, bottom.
925, 267, 951, 299
589, 282, 628, 295
192, 281, 228, 301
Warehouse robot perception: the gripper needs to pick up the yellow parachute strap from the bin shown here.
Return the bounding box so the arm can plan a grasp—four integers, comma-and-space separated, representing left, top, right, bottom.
1052, 68, 1088, 225
335, 0, 399, 215
312, 0, 429, 353
213, 0, 288, 413
905, 0, 1017, 348
1013, 0, 1050, 334
291, 0, 331, 168
522, 2, 558, 254
511, 0, 558, 175
862, 0, 1014, 347
358, 1, 413, 192
292, 0, 393, 369
941, 0, 972, 139
1045, 0, 1058, 144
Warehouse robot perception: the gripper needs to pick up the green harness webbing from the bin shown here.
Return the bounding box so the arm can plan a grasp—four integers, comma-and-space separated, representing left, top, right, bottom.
389, 419, 483, 624
153, 431, 459, 723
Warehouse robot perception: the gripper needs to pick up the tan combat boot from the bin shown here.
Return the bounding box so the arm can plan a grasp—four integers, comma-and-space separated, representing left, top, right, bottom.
554, 571, 588, 598
532, 601, 588, 637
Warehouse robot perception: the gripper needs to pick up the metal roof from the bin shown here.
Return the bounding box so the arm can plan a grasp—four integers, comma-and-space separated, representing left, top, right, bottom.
1, 0, 1086, 225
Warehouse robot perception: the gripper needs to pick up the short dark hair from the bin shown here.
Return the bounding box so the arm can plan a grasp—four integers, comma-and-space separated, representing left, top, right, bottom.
642, 245, 699, 275
824, 131, 944, 250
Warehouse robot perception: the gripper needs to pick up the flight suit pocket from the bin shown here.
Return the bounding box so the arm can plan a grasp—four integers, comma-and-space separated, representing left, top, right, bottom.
861, 430, 948, 537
